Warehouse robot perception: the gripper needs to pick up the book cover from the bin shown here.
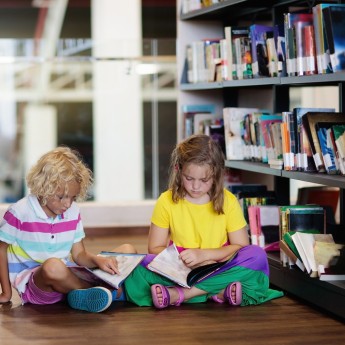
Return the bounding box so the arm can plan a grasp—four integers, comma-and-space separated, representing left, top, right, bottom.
315, 122, 340, 174
69, 252, 146, 289
230, 27, 250, 80
302, 111, 343, 172
279, 239, 305, 271
182, 104, 216, 138
312, 4, 345, 74
248, 205, 280, 248
258, 114, 282, 163
319, 246, 345, 281
322, 6, 345, 73
249, 24, 273, 78
284, 12, 313, 76
147, 244, 239, 288
224, 26, 233, 80
228, 184, 267, 196
291, 232, 335, 276
332, 124, 345, 175
286, 206, 325, 234
293, 107, 335, 172
223, 107, 259, 160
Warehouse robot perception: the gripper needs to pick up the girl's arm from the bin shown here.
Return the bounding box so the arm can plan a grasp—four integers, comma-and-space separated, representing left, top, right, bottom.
179, 226, 249, 268
0, 241, 12, 303
71, 240, 120, 275
148, 222, 170, 254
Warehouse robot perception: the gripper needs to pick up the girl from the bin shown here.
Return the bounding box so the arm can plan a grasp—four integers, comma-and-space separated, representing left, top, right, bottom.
0, 146, 135, 313
124, 134, 283, 308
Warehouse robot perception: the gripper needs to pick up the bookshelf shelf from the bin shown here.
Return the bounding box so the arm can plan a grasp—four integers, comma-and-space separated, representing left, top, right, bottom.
177, 0, 345, 320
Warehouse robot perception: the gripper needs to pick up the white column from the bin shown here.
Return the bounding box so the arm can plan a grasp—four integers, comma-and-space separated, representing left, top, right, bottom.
23, 104, 57, 193
91, 0, 143, 201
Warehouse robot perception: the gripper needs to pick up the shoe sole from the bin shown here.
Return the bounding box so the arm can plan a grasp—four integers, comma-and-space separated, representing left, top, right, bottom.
67, 287, 112, 313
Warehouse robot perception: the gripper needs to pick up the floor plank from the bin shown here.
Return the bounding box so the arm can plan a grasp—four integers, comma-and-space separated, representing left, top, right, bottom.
1, 233, 344, 345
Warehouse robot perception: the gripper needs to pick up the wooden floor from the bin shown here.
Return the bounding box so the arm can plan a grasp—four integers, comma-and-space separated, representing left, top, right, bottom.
1, 232, 345, 345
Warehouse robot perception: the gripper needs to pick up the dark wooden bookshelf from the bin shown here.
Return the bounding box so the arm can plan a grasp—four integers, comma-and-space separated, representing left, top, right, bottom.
178, 0, 345, 319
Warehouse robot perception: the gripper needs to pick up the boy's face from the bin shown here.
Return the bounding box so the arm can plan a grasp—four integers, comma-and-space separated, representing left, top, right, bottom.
41, 180, 80, 218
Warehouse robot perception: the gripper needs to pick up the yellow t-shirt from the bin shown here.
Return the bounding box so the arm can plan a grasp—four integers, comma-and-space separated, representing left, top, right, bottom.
151, 189, 247, 249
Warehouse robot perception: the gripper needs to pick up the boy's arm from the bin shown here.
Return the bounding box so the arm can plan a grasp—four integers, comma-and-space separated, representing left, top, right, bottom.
71, 240, 120, 275
0, 241, 12, 303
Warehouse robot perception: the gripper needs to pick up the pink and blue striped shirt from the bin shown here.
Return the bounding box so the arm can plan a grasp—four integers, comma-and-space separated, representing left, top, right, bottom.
0, 194, 85, 294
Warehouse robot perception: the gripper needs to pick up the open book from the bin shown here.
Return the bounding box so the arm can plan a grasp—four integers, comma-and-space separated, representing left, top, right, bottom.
147, 244, 238, 288
69, 252, 146, 289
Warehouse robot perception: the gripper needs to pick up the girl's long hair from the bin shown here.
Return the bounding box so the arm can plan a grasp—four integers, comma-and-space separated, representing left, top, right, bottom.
168, 134, 225, 214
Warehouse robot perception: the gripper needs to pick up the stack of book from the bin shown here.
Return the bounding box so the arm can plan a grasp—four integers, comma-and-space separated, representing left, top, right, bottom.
184, 3, 345, 83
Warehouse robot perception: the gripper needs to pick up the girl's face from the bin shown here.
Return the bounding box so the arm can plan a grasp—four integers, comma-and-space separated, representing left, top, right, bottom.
41, 180, 80, 218
181, 163, 213, 203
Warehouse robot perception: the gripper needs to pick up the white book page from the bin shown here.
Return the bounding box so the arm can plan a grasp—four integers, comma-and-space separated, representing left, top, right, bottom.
147, 245, 192, 288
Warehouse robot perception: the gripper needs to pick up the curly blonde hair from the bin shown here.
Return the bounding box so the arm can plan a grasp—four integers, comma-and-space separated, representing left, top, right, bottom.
168, 134, 225, 214
26, 146, 93, 206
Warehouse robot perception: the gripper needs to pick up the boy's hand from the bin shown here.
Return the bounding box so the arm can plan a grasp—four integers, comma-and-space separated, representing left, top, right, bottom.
95, 255, 120, 275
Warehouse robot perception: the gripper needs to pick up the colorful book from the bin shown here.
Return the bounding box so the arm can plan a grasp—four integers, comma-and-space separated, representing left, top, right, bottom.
249, 24, 273, 78
322, 6, 345, 73
302, 111, 344, 172
315, 122, 340, 174
293, 108, 335, 172
223, 107, 259, 160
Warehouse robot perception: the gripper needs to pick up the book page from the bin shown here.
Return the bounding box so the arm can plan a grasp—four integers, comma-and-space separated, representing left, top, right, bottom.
69, 253, 145, 289
93, 253, 146, 288
147, 245, 192, 288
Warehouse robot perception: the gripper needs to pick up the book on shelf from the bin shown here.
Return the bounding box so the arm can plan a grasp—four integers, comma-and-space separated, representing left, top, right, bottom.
302, 112, 345, 172
284, 12, 313, 76
279, 205, 326, 266
248, 205, 280, 251
259, 113, 282, 163
204, 38, 222, 82
315, 122, 341, 174
322, 5, 345, 73
234, 35, 253, 80
69, 252, 146, 289
228, 27, 251, 80
208, 122, 226, 154
223, 107, 259, 160
238, 190, 276, 224
332, 124, 345, 175
266, 30, 279, 77
147, 244, 239, 288
182, 104, 216, 139
223, 26, 233, 81
249, 24, 273, 78
291, 232, 337, 277
193, 113, 222, 136
318, 245, 345, 281
282, 111, 297, 171
228, 184, 267, 196
279, 238, 305, 271
311, 3, 345, 74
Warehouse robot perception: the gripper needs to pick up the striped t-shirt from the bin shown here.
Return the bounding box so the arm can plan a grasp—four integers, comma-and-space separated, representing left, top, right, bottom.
0, 194, 85, 294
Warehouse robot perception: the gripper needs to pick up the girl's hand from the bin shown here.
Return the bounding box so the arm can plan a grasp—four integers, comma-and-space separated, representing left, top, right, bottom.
179, 248, 208, 268
94, 255, 120, 275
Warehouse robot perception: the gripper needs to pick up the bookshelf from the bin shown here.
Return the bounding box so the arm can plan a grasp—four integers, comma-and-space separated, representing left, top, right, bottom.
177, 0, 345, 319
